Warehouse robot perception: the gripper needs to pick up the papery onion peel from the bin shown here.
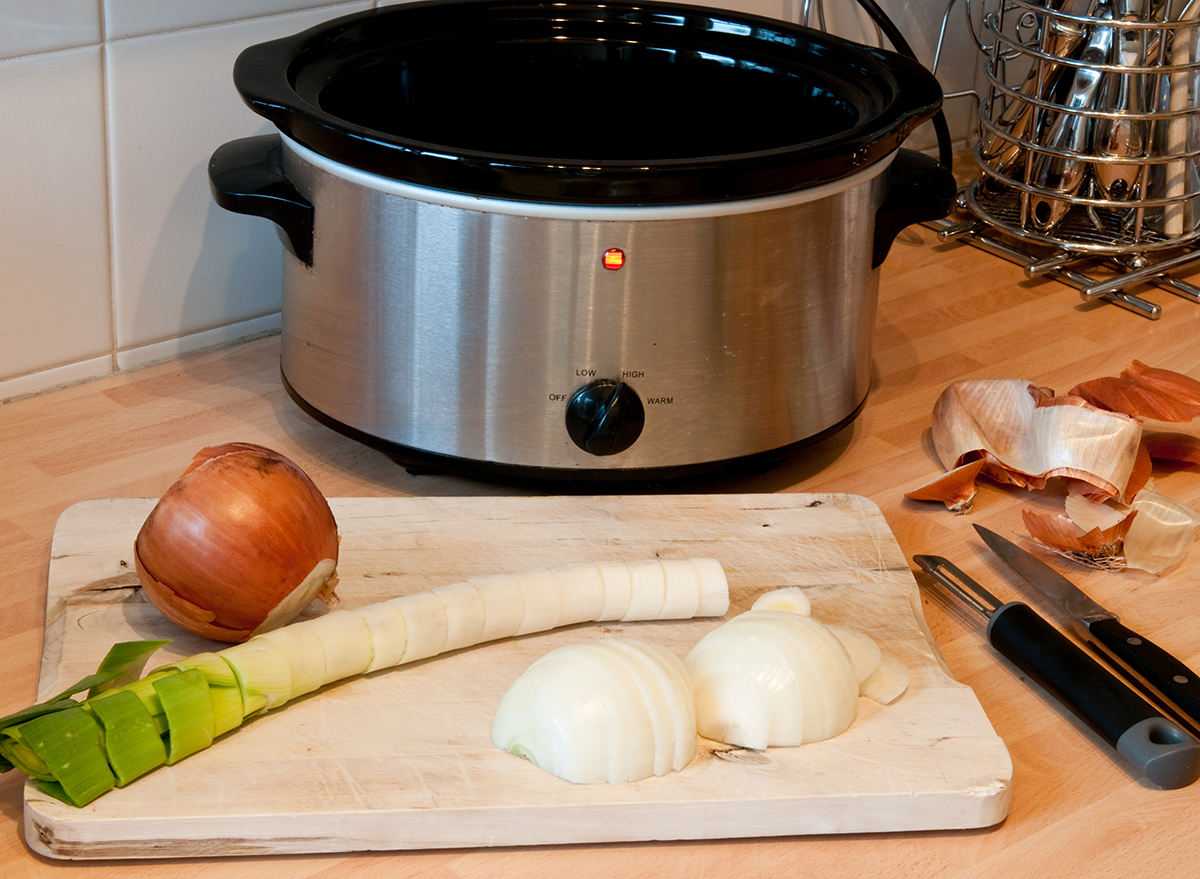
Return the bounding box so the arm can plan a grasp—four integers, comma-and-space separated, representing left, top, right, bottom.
1142, 431, 1200, 466
927, 378, 1142, 503
1123, 490, 1200, 574
1021, 507, 1133, 563
911, 364, 1200, 574
1070, 361, 1200, 422
903, 458, 987, 512
134, 443, 341, 643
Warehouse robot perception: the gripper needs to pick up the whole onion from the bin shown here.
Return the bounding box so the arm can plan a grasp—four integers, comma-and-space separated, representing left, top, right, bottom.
134, 442, 340, 643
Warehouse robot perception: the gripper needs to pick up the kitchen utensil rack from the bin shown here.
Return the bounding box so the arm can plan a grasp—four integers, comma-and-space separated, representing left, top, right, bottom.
930, 0, 1200, 317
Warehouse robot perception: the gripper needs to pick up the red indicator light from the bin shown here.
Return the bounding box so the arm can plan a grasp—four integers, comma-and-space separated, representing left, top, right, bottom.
602, 248, 625, 271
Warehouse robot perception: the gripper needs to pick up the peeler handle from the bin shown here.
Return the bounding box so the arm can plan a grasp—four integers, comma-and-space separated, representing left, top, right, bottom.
987, 601, 1200, 790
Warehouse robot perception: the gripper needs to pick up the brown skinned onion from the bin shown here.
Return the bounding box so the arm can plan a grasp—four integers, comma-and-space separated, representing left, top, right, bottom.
134, 443, 340, 643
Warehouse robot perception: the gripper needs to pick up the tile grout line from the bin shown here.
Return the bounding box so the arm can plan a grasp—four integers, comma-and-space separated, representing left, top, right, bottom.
99, 1, 120, 376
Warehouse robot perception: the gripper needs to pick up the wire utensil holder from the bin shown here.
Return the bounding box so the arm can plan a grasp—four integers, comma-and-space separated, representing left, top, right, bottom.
933, 0, 1200, 317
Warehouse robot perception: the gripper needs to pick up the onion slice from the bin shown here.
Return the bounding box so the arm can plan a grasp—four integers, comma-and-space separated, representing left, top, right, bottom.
750, 587, 812, 616
490, 639, 697, 784
684, 610, 859, 749
859, 652, 910, 705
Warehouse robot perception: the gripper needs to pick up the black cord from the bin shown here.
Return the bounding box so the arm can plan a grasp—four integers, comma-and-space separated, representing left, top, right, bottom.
852, 0, 954, 170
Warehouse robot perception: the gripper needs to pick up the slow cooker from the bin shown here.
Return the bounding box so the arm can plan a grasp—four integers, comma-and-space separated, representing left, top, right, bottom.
209, 0, 954, 482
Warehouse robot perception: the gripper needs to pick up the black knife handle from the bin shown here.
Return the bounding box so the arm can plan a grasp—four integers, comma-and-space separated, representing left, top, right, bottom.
987, 602, 1200, 789
1087, 617, 1200, 732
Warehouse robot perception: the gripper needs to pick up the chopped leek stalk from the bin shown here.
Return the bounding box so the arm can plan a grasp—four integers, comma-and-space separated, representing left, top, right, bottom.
303, 610, 373, 682
513, 569, 560, 635
623, 560, 667, 621
469, 573, 525, 641
153, 669, 216, 764
0, 557, 728, 806
85, 690, 167, 785
218, 638, 293, 712
659, 560, 702, 620
206, 684, 246, 737
356, 601, 408, 672
117, 670, 173, 731
157, 653, 246, 734
435, 581, 488, 651
552, 564, 606, 627
253, 623, 328, 699
0, 638, 171, 759
13, 707, 116, 807
90, 639, 173, 695
388, 591, 449, 662
596, 562, 634, 621
163, 651, 240, 689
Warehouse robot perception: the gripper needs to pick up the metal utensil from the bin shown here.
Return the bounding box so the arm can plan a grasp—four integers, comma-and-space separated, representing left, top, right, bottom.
914, 554, 1200, 789
975, 525, 1200, 737
1093, 0, 1150, 200
981, 0, 1097, 179
1028, 5, 1116, 231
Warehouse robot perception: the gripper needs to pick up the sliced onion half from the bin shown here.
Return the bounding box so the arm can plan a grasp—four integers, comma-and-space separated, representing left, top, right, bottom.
490, 639, 696, 784
684, 610, 859, 750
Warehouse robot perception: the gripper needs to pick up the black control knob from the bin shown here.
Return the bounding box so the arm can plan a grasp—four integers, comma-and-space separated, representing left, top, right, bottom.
565, 379, 645, 456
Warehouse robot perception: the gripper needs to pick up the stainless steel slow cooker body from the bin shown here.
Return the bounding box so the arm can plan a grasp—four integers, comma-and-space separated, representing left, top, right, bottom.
209, 0, 954, 482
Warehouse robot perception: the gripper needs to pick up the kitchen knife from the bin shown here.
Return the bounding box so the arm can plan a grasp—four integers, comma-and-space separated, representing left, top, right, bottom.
975, 524, 1200, 737
914, 555, 1200, 789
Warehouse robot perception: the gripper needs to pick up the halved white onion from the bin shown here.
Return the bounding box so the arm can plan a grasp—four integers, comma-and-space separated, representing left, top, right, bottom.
490, 639, 696, 784
684, 610, 859, 749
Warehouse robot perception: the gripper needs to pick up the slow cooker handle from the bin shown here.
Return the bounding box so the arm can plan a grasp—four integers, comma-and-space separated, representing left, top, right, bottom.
871, 149, 956, 269
208, 135, 314, 266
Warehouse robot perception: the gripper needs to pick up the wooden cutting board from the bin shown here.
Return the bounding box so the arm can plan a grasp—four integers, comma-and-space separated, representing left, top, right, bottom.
25, 494, 1011, 859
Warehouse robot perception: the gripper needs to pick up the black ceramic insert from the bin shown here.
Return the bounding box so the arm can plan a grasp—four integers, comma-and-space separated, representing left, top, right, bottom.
231, 0, 943, 204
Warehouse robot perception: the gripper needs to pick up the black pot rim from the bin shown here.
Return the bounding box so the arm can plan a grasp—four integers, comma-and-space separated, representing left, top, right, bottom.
232, 0, 944, 205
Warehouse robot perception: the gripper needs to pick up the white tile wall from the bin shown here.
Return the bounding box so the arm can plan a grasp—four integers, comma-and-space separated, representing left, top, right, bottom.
106, 6, 372, 372
0, 1, 101, 58
0, 0, 980, 402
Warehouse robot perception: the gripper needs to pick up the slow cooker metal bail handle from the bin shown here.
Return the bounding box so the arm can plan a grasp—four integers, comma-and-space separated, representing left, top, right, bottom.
208, 135, 314, 266
871, 149, 957, 269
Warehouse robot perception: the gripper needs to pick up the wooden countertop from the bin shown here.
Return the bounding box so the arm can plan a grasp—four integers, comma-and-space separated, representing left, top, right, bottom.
6, 220, 1200, 876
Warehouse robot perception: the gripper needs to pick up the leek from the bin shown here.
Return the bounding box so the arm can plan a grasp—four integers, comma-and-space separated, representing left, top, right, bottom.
86, 689, 168, 784
0, 557, 728, 807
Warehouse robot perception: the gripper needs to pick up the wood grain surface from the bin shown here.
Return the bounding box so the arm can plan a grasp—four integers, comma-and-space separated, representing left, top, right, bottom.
5, 218, 1200, 877
25, 494, 1010, 859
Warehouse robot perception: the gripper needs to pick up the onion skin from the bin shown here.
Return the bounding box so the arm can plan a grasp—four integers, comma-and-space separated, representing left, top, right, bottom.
930, 378, 1142, 501
134, 443, 340, 643
1070, 361, 1200, 422
903, 458, 987, 512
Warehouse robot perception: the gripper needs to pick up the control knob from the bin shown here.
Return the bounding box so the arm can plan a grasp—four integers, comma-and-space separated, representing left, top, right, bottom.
564, 379, 645, 456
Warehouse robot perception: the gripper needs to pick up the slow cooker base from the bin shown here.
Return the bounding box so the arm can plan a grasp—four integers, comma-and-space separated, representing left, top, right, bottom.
283, 370, 867, 488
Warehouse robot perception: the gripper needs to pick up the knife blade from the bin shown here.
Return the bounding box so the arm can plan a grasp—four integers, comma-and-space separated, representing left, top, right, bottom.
975, 524, 1200, 737
914, 555, 1200, 789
